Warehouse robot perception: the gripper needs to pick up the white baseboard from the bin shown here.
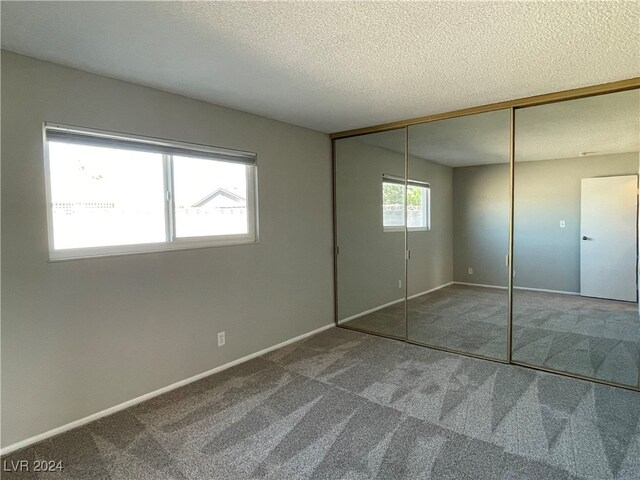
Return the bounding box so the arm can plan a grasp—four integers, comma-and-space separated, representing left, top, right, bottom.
338, 298, 404, 324
338, 281, 454, 324
339, 281, 581, 327
514, 286, 579, 296
453, 281, 578, 296
454, 281, 507, 290
0, 323, 335, 456
408, 281, 454, 300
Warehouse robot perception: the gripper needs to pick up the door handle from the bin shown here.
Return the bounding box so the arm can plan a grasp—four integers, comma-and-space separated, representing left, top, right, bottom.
582, 236, 590, 240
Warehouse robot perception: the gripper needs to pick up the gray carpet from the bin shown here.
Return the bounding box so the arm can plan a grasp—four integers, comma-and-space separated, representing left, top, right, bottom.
343, 284, 640, 386
3, 327, 639, 479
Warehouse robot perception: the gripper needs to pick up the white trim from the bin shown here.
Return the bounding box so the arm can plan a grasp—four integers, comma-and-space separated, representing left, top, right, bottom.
338, 297, 404, 324
48, 236, 259, 262
0, 323, 335, 456
453, 281, 507, 290
339, 281, 582, 327
408, 281, 453, 300
338, 282, 580, 325
338, 281, 454, 324
453, 281, 579, 296
514, 286, 580, 296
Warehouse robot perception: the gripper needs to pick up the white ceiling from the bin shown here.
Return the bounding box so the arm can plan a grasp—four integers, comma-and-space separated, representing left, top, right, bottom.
515, 89, 640, 163
350, 89, 640, 167
1, 1, 639, 133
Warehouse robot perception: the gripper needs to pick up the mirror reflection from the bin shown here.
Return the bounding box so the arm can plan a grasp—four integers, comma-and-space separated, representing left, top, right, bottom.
513, 89, 640, 386
407, 110, 510, 359
335, 128, 406, 339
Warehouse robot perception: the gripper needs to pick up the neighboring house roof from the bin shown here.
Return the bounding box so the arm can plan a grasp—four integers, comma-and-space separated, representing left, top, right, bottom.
192, 188, 245, 208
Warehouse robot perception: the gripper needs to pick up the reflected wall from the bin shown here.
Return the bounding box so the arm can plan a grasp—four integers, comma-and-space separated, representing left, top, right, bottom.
335, 128, 406, 339
407, 110, 510, 360
513, 89, 640, 386
333, 84, 640, 390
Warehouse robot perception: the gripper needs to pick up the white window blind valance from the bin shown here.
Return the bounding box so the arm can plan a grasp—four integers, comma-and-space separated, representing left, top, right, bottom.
45, 124, 257, 165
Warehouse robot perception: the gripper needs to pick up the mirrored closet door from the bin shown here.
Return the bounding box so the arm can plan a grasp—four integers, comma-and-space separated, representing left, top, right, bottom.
512, 89, 640, 387
406, 110, 511, 360
334, 84, 639, 391
335, 128, 407, 339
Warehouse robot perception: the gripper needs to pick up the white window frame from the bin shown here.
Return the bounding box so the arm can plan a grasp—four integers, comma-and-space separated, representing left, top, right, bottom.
43, 123, 259, 261
382, 176, 406, 233
382, 175, 431, 233
407, 182, 431, 232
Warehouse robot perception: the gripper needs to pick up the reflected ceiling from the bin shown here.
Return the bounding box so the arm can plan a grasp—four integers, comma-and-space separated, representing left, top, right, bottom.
352, 89, 639, 167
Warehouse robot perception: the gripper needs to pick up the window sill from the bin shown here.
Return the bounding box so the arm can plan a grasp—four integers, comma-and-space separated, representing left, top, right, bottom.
48, 236, 258, 262
383, 227, 431, 233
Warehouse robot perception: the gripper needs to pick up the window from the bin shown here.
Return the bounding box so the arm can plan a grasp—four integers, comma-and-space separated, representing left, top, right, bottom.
44, 124, 258, 260
382, 175, 430, 231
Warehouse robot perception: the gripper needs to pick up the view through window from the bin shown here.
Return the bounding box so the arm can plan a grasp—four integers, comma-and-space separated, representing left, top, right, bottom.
173, 156, 249, 238
46, 126, 257, 259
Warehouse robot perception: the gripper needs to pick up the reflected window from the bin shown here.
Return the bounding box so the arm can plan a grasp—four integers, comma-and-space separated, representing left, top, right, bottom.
382, 175, 430, 231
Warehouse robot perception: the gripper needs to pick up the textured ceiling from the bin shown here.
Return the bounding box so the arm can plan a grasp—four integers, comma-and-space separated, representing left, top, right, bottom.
408, 110, 511, 166
349, 89, 640, 167
1, 1, 639, 133
515, 89, 640, 163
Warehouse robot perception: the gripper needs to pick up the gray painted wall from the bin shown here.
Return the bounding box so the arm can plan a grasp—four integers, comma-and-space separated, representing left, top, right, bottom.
335, 137, 453, 320
1, 51, 333, 448
452, 163, 510, 287
335, 138, 405, 320
408, 156, 454, 296
513, 153, 639, 292
452, 153, 639, 292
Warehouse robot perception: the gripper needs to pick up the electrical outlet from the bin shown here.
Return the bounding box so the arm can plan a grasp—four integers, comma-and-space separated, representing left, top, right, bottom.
560, 220, 566, 228
398, 279, 402, 288
468, 267, 473, 275
217, 331, 225, 347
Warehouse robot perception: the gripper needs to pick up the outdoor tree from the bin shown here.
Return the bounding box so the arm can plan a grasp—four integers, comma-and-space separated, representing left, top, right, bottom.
407, 185, 422, 207
382, 183, 403, 205
382, 183, 422, 207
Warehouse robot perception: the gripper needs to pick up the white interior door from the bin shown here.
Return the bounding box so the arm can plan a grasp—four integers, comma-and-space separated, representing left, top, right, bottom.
580, 175, 638, 302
